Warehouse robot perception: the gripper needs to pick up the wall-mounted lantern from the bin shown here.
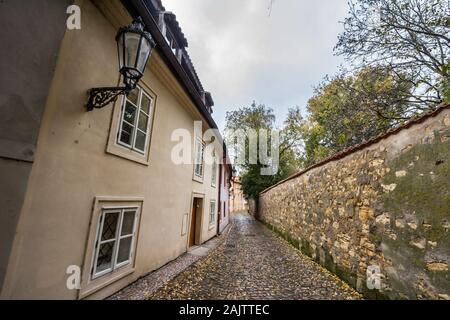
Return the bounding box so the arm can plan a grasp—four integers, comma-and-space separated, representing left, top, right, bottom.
87, 17, 156, 111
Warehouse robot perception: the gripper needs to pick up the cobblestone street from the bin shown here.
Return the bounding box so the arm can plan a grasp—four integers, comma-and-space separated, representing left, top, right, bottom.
149, 213, 361, 300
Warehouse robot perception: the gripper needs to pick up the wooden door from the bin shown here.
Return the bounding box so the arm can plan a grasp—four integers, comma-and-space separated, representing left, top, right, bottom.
189, 199, 197, 247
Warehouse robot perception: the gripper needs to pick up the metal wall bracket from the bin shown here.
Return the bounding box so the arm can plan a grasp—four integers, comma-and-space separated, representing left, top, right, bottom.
86, 86, 130, 111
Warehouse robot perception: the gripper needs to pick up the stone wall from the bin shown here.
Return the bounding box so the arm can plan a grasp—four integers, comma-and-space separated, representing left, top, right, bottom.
258, 105, 450, 299
248, 198, 258, 218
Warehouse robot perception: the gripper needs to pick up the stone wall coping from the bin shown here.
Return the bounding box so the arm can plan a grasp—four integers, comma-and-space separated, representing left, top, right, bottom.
260, 102, 450, 195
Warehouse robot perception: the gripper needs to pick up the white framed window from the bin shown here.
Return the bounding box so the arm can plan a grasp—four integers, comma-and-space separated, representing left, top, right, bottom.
211, 158, 217, 187
194, 137, 205, 178
209, 200, 216, 225
117, 86, 153, 154
92, 207, 139, 279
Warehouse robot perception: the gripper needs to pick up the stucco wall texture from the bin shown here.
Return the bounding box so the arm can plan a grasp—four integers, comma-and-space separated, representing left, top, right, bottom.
1, 0, 222, 299
258, 105, 450, 300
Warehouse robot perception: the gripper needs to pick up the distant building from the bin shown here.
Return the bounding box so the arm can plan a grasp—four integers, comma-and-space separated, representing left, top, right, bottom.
217, 151, 232, 233
230, 176, 248, 213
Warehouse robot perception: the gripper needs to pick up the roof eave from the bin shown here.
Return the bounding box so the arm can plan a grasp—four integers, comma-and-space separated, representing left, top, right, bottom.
122, 0, 218, 130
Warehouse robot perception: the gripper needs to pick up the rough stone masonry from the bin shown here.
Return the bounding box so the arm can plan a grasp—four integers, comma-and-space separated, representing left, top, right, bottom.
257, 104, 450, 299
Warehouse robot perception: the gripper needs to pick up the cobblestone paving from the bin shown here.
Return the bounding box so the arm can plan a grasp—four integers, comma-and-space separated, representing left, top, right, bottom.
109, 229, 227, 300
149, 213, 361, 300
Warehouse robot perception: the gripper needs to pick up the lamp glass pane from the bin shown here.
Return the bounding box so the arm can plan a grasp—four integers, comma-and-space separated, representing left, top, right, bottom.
124, 32, 140, 70
117, 33, 124, 70
136, 37, 151, 74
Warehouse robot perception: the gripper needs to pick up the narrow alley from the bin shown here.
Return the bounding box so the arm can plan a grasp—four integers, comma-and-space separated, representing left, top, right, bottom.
149, 213, 361, 300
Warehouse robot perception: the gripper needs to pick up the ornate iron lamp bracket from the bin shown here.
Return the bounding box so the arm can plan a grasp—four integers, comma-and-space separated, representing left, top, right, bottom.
85, 17, 155, 112
86, 86, 130, 111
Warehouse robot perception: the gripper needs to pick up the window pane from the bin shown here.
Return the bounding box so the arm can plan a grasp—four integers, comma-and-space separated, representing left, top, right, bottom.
195, 141, 204, 164
127, 88, 139, 106
140, 94, 151, 114
195, 163, 203, 177
212, 161, 217, 184
119, 122, 133, 145
138, 112, 149, 132
117, 237, 132, 264
96, 242, 114, 273
122, 122, 133, 134
121, 211, 136, 236
209, 203, 215, 223
200, 145, 204, 162
134, 130, 146, 152
195, 142, 201, 163
101, 212, 119, 241
120, 131, 131, 145
124, 102, 137, 124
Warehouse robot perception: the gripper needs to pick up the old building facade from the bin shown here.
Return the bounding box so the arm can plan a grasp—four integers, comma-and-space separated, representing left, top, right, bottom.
218, 153, 232, 233
230, 176, 248, 213
0, 0, 229, 299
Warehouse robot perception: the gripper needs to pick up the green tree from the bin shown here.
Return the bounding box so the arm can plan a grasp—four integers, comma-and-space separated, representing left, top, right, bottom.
225, 102, 302, 198
335, 0, 450, 109
301, 66, 414, 166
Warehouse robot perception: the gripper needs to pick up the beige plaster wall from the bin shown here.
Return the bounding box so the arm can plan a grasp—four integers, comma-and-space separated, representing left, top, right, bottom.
1, 0, 220, 299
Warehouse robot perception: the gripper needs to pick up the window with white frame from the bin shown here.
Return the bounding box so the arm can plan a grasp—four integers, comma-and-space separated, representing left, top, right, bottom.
211, 158, 217, 187
194, 137, 205, 178
118, 86, 153, 154
92, 207, 138, 279
209, 200, 216, 225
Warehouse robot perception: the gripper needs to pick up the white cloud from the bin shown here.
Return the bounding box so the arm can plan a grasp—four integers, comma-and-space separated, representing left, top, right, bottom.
162, 0, 349, 131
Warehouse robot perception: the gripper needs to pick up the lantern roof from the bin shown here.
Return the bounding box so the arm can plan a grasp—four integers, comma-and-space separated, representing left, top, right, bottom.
116, 17, 155, 49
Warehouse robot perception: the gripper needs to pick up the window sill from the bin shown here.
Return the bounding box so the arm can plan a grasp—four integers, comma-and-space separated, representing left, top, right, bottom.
78, 266, 135, 299
106, 142, 150, 166
192, 174, 203, 183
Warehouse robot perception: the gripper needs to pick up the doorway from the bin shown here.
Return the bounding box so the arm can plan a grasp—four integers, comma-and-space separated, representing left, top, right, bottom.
189, 197, 203, 247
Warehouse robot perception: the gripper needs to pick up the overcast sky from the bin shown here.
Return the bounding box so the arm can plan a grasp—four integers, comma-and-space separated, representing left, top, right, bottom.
163, 0, 350, 132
